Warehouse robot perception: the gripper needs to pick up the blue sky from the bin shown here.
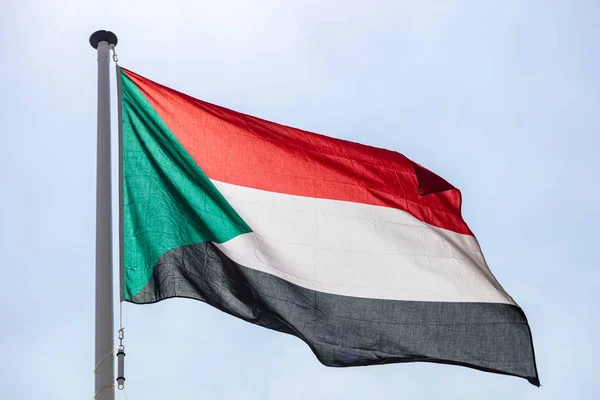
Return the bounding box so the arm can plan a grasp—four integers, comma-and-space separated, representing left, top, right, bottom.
1, 1, 599, 399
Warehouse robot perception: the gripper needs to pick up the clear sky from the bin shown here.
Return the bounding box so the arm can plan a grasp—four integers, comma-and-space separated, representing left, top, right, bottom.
1, 1, 598, 399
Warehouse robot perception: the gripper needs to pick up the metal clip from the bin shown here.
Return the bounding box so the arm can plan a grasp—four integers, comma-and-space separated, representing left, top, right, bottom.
110, 44, 119, 63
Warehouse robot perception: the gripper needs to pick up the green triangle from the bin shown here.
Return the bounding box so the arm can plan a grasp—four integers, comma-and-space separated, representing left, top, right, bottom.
120, 70, 252, 300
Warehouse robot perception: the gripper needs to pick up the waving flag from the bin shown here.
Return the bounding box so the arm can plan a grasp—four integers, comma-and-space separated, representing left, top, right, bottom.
118, 67, 539, 385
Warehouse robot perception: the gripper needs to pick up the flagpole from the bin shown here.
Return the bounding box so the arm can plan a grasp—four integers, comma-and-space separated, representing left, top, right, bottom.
90, 29, 118, 400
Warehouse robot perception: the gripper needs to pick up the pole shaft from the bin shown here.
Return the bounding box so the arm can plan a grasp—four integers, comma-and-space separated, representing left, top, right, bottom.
95, 40, 115, 400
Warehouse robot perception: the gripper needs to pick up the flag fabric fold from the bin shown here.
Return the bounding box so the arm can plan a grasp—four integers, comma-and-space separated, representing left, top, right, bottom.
118, 66, 539, 386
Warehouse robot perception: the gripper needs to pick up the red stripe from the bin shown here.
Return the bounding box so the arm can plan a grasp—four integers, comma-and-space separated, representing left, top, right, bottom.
123, 68, 472, 235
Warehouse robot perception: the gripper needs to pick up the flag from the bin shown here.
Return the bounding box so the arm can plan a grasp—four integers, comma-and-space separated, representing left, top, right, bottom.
118, 67, 539, 385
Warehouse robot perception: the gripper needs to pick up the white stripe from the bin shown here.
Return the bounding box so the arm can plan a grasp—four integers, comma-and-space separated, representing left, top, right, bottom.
212, 180, 515, 304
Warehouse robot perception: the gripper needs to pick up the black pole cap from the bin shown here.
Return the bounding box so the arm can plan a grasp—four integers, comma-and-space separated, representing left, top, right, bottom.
89, 30, 118, 49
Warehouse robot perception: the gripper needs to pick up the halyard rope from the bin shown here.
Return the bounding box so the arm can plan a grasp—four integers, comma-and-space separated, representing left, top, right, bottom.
93, 347, 117, 377
93, 384, 128, 399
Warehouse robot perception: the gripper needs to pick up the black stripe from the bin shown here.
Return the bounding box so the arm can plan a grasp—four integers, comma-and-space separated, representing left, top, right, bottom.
129, 242, 539, 386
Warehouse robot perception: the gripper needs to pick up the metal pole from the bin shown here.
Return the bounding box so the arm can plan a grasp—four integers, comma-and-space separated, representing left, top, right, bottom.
90, 30, 118, 400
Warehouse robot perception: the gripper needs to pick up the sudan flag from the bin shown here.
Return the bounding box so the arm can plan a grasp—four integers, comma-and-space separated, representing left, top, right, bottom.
118, 67, 539, 386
